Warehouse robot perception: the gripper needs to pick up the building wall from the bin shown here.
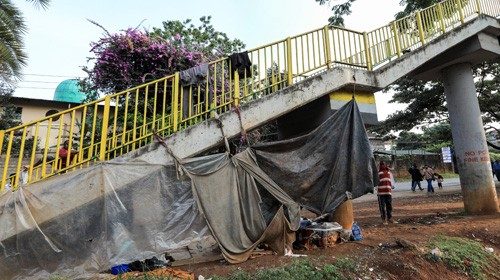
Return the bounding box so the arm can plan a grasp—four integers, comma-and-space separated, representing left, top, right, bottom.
13, 102, 83, 152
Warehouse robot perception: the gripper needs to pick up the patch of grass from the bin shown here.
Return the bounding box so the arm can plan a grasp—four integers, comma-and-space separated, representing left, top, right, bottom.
428, 235, 498, 280
211, 258, 356, 280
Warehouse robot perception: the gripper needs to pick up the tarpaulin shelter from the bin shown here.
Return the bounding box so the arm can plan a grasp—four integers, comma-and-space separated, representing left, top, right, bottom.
0, 99, 375, 279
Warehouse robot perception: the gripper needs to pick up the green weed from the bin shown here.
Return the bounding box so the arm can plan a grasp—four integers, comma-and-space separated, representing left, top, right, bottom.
211, 258, 356, 280
428, 235, 499, 280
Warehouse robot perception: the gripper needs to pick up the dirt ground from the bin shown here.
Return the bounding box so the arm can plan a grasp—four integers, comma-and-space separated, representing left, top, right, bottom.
179, 188, 500, 280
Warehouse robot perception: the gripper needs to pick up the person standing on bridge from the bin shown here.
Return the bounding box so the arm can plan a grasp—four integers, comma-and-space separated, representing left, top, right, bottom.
422, 165, 435, 194
377, 161, 396, 225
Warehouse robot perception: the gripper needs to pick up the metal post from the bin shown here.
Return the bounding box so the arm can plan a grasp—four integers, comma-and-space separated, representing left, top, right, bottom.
0, 130, 4, 161
0, 130, 4, 191
475, 0, 481, 14
437, 3, 446, 33
392, 22, 402, 57
457, 0, 465, 23
99, 95, 111, 161
1, 131, 13, 191
233, 71, 240, 106
362, 32, 372, 70
286, 37, 294, 85
416, 11, 426, 45
172, 72, 180, 132
442, 63, 499, 214
323, 26, 332, 69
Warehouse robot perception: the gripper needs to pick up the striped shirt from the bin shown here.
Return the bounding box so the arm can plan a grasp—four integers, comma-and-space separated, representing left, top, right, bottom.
377, 170, 393, 196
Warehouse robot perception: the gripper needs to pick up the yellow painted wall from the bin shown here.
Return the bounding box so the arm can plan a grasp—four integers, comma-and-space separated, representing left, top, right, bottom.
329, 90, 376, 104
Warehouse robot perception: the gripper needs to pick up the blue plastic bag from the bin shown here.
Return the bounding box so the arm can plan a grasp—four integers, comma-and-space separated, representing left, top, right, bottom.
351, 222, 363, 241
111, 264, 129, 275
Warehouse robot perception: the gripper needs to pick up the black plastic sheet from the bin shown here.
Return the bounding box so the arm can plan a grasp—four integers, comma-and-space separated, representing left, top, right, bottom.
253, 99, 377, 214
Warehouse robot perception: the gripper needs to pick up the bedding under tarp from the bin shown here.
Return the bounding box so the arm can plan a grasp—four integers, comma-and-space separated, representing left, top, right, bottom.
0, 99, 376, 279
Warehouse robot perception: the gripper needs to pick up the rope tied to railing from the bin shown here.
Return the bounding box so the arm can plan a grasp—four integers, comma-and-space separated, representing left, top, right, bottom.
352, 75, 356, 100
213, 112, 231, 154
232, 104, 250, 153
153, 132, 184, 178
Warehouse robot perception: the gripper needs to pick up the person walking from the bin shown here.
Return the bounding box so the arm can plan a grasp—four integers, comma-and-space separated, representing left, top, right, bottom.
493, 160, 500, 182
435, 173, 444, 189
377, 161, 396, 225
408, 164, 424, 191
422, 165, 435, 194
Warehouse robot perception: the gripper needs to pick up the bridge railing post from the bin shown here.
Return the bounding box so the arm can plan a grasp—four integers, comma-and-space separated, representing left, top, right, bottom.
172, 72, 180, 132
475, 0, 481, 14
437, 2, 446, 33
416, 11, 426, 45
233, 71, 240, 106
99, 95, 111, 161
457, 0, 465, 23
0, 129, 5, 191
1, 131, 13, 191
286, 37, 294, 85
323, 26, 332, 69
362, 32, 372, 70
391, 22, 402, 57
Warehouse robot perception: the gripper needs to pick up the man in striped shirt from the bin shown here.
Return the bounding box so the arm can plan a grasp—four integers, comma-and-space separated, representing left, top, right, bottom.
377, 161, 396, 225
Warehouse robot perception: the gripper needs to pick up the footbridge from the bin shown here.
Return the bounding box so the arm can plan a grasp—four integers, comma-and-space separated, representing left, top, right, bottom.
1, 0, 499, 213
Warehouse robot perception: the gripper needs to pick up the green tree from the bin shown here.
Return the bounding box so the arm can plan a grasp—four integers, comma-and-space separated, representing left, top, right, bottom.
0, 82, 19, 129
0, 0, 49, 83
315, 0, 356, 26
373, 47, 499, 137
316, 0, 464, 25
81, 16, 245, 97
395, 131, 425, 150
420, 122, 453, 152
150, 16, 245, 60
393, 122, 452, 152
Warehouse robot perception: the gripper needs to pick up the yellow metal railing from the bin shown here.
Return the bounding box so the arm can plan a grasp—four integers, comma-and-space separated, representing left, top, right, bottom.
1, 0, 499, 190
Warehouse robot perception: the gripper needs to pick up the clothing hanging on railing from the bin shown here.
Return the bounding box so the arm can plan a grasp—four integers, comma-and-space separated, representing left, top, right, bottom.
179, 63, 209, 119
179, 63, 209, 86
228, 51, 252, 79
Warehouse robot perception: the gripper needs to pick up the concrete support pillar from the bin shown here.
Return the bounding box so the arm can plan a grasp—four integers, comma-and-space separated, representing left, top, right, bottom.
442, 63, 499, 214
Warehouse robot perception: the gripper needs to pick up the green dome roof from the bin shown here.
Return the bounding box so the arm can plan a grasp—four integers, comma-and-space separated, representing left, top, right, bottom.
53, 79, 86, 103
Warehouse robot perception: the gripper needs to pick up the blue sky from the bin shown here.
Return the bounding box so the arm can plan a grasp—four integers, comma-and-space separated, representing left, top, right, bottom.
15, 0, 405, 119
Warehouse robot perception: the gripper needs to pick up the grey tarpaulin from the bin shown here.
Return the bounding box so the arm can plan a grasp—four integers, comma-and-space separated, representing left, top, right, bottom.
0, 151, 300, 278
253, 99, 377, 214
0, 98, 375, 278
182, 151, 300, 264
0, 162, 209, 279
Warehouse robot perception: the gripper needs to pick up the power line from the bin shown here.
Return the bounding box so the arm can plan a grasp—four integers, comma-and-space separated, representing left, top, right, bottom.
18, 80, 62, 84
16, 86, 57, 90
1, 72, 83, 78
20, 73, 83, 78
